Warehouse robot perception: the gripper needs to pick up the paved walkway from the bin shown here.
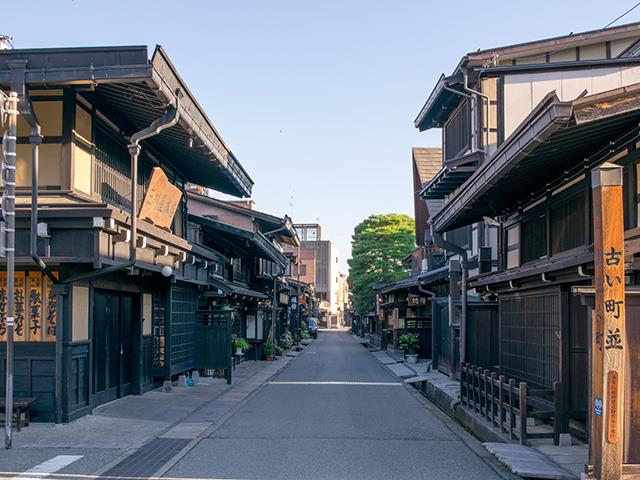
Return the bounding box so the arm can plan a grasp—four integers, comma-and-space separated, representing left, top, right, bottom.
0, 357, 292, 477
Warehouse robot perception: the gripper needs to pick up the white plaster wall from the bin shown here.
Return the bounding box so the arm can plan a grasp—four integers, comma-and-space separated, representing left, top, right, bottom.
504, 65, 640, 138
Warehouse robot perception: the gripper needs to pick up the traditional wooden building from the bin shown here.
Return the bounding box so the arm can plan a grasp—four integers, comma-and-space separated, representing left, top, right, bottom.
374, 149, 441, 356
0, 45, 253, 421
186, 192, 299, 356
416, 22, 640, 462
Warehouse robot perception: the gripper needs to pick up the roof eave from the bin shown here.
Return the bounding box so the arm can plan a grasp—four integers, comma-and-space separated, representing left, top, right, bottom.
150, 46, 254, 197
432, 96, 572, 233
466, 21, 640, 64
0, 45, 254, 198
432, 84, 640, 233
414, 74, 446, 130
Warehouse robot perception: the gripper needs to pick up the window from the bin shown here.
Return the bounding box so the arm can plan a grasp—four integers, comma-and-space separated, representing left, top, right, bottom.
445, 225, 471, 250
75, 104, 93, 143
444, 99, 471, 161
506, 225, 520, 269
14, 100, 64, 188
186, 222, 202, 244
258, 259, 276, 277
521, 214, 547, 264
505, 183, 589, 269
550, 194, 585, 255
232, 257, 247, 283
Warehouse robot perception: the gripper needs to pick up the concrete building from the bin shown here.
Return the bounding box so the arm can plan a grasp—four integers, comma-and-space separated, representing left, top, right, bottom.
284, 224, 345, 327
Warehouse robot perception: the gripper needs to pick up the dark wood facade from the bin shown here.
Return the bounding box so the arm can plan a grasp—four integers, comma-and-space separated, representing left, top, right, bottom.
0, 45, 254, 421
186, 194, 302, 359
415, 24, 640, 456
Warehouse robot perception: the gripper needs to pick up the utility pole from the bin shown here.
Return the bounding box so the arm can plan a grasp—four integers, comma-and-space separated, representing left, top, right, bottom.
3, 92, 18, 449
297, 246, 301, 338
590, 163, 626, 480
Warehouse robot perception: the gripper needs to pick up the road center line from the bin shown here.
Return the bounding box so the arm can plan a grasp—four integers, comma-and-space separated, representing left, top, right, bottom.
268, 381, 402, 386
14, 455, 83, 479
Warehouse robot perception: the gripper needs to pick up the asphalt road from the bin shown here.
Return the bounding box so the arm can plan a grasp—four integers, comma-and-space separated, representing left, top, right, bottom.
165, 331, 511, 480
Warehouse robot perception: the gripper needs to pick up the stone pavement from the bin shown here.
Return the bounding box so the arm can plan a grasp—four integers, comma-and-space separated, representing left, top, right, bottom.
0, 355, 293, 477
484, 443, 576, 480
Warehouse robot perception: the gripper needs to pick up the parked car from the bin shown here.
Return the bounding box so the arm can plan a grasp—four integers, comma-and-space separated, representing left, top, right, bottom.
307, 317, 318, 339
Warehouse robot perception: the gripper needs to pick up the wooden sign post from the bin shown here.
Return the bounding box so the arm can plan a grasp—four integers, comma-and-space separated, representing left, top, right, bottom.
591, 163, 626, 480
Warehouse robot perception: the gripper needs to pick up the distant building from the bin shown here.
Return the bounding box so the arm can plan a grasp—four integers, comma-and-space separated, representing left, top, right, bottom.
284, 224, 345, 326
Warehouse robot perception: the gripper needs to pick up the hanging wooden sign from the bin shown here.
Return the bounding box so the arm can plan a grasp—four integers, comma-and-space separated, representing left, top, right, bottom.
28, 273, 43, 341
138, 167, 182, 231
0, 271, 58, 342
44, 273, 58, 341
14, 272, 26, 341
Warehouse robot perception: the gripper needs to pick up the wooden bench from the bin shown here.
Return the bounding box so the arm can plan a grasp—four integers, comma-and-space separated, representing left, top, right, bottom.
0, 397, 36, 431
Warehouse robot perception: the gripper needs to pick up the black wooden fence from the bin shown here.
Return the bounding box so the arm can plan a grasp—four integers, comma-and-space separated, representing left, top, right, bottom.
461, 363, 565, 445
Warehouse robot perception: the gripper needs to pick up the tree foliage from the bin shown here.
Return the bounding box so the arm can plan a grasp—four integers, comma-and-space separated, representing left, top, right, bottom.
348, 213, 415, 314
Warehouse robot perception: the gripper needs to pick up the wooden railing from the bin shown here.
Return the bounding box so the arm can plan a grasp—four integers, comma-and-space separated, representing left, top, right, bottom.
461, 363, 565, 445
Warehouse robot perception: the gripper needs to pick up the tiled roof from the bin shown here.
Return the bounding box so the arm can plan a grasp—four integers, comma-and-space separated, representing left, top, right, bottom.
412, 147, 442, 187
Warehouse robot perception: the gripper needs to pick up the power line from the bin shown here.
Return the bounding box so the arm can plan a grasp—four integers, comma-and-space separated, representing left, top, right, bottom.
604, 1, 640, 29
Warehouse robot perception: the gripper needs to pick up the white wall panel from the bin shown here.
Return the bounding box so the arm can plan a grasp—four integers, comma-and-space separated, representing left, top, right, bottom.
620, 65, 640, 86
503, 74, 533, 136
591, 67, 622, 93
503, 66, 640, 138
531, 72, 563, 104
561, 69, 593, 100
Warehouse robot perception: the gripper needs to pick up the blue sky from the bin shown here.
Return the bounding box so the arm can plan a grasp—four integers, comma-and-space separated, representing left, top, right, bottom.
10, 1, 639, 271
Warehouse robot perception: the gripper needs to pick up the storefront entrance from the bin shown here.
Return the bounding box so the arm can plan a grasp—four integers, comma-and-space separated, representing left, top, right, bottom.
93, 291, 136, 406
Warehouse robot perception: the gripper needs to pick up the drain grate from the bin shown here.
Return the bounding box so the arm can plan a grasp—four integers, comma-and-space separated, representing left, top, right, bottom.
101, 438, 190, 479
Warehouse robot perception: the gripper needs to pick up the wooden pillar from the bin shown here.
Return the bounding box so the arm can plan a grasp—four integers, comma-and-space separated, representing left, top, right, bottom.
449, 260, 461, 377
591, 163, 626, 480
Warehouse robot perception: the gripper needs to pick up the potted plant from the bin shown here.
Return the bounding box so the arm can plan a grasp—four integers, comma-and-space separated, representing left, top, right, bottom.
233, 337, 250, 356
263, 340, 275, 361
398, 333, 420, 364
279, 337, 291, 351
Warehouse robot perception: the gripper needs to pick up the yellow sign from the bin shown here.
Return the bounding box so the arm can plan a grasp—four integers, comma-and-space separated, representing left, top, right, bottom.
138, 167, 182, 231
0, 271, 58, 342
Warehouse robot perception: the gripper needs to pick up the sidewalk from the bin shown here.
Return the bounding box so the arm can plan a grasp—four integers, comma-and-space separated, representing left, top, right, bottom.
0, 355, 294, 477
357, 335, 588, 480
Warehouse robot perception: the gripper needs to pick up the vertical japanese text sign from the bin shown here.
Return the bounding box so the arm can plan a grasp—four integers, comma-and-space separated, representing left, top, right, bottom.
591, 163, 625, 480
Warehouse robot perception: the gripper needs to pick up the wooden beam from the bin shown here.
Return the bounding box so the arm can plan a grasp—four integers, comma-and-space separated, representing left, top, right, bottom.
591, 163, 626, 480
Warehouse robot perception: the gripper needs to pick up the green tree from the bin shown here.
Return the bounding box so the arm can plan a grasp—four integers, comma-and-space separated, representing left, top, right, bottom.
348, 213, 415, 314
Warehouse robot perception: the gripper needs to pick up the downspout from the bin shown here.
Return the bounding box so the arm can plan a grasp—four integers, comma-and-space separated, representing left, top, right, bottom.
431, 228, 468, 368
13, 86, 58, 283
442, 84, 486, 155
462, 70, 490, 152
29, 126, 56, 282
417, 285, 435, 297
60, 103, 179, 285
126, 104, 180, 274
12, 78, 63, 425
